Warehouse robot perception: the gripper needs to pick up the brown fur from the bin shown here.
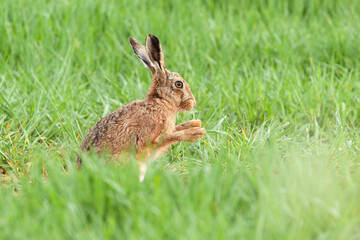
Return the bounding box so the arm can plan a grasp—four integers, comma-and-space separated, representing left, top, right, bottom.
78, 34, 205, 167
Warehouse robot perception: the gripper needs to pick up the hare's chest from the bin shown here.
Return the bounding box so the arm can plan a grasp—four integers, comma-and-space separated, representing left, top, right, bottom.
150, 114, 176, 143
163, 120, 176, 135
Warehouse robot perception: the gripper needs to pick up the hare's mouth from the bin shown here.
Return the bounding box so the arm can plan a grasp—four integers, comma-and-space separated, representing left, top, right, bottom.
179, 98, 196, 112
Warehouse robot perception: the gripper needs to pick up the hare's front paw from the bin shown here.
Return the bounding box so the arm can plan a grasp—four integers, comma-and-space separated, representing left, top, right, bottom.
175, 120, 202, 131
184, 127, 206, 143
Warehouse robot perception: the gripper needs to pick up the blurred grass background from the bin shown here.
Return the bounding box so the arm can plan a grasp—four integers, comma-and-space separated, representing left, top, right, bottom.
1, 0, 360, 239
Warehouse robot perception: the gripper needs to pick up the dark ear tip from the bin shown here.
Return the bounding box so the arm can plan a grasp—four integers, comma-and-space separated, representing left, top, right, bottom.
147, 34, 158, 41
129, 37, 135, 44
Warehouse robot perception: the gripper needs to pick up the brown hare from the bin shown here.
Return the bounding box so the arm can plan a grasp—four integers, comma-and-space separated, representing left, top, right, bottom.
78, 34, 205, 180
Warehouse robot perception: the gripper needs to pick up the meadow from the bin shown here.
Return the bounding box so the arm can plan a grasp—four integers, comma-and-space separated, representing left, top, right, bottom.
1, 0, 360, 239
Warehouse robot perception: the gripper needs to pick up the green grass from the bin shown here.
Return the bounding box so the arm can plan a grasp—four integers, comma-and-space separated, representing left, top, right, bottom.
1, 0, 360, 239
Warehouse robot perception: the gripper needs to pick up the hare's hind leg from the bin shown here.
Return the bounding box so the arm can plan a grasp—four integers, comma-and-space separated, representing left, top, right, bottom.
136, 147, 152, 182
175, 120, 201, 131
139, 162, 147, 182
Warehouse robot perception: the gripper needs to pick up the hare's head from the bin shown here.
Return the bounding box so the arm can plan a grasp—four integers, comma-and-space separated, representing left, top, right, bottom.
129, 34, 196, 112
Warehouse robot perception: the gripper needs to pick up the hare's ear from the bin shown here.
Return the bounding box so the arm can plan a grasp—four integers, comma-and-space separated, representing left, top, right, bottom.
129, 37, 156, 74
145, 34, 166, 73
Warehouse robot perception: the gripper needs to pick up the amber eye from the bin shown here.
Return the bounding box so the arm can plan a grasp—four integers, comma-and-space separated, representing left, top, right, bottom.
175, 81, 183, 88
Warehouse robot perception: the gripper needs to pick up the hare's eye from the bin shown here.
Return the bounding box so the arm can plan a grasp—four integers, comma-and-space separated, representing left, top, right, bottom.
175, 81, 183, 89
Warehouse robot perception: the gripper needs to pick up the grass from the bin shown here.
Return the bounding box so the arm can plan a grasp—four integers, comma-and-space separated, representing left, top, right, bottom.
1, 0, 360, 239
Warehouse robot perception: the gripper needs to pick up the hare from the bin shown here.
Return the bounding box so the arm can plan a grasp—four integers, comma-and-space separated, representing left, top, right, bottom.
78, 34, 205, 180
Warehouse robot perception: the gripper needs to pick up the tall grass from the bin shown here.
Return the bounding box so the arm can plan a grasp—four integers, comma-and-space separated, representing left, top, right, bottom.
1, 0, 360, 239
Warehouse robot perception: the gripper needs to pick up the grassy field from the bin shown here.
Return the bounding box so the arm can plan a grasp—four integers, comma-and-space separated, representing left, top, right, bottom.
1, 0, 360, 239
